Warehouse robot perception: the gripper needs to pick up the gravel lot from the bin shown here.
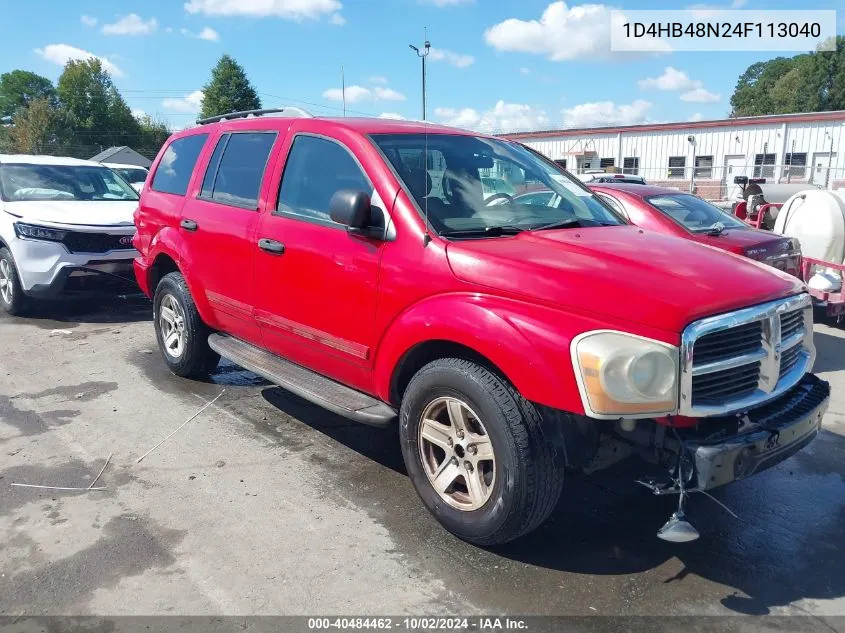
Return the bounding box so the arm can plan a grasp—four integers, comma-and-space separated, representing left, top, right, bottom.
1, 298, 844, 618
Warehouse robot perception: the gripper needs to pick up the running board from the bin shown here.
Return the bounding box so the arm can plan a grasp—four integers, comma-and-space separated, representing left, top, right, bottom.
208, 333, 397, 427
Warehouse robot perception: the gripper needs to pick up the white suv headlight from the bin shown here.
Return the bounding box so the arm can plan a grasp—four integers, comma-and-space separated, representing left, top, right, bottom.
571, 331, 679, 418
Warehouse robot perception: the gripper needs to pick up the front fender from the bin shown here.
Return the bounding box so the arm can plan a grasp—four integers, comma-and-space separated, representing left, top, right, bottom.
373, 293, 586, 413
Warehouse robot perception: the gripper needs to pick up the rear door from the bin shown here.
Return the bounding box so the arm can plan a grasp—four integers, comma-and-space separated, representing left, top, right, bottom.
253, 132, 390, 393
180, 130, 279, 344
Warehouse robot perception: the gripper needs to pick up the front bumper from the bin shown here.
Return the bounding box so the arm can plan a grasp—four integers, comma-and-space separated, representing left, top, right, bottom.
9, 236, 139, 298
656, 374, 829, 493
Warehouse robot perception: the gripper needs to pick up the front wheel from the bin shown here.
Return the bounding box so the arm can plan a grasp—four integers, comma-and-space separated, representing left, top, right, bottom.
399, 358, 563, 546
0, 247, 30, 316
153, 272, 219, 378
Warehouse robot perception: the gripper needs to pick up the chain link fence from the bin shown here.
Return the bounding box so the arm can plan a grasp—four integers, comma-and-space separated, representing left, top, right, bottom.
572, 164, 845, 201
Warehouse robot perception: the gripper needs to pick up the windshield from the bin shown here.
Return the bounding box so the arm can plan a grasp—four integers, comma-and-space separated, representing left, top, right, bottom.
0, 164, 139, 202
371, 134, 624, 235
113, 167, 148, 183
646, 194, 747, 233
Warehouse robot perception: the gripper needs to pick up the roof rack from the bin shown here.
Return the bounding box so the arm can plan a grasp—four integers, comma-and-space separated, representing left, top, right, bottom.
196, 107, 313, 125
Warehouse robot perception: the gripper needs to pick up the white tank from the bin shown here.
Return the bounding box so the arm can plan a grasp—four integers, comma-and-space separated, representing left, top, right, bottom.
774, 189, 845, 267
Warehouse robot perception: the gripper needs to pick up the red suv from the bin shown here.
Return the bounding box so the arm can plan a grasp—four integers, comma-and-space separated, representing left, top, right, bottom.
134, 109, 829, 546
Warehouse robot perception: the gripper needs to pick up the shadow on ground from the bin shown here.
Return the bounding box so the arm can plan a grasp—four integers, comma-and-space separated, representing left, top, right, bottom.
259, 383, 845, 615
2, 295, 152, 327
813, 330, 845, 373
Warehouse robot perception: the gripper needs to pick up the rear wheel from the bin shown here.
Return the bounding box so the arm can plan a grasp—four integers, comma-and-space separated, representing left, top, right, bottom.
400, 358, 563, 546
0, 247, 30, 316
153, 272, 219, 378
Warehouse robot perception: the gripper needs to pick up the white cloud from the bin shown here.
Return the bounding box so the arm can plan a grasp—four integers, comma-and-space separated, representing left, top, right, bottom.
373, 87, 406, 101
638, 66, 699, 92
329, 13, 345, 25
132, 108, 147, 119
378, 112, 405, 120
323, 85, 405, 103
428, 47, 475, 68
519, 67, 531, 75
184, 0, 342, 21
680, 87, 721, 103
162, 90, 204, 113
561, 100, 653, 128
102, 14, 158, 36
323, 85, 370, 103
181, 26, 220, 41
369, 75, 388, 84
81, 15, 97, 27
35, 44, 124, 77
639, 67, 721, 103
165, 26, 174, 33
484, 1, 668, 61
689, 112, 704, 122
436, 100, 549, 133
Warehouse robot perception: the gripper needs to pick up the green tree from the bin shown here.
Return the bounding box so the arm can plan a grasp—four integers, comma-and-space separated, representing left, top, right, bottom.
730, 37, 845, 116
56, 58, 141, 157
199, 54, 261, 119
5, 97, 64, 154
136, 114, 171, 159
0, 70, 56, 118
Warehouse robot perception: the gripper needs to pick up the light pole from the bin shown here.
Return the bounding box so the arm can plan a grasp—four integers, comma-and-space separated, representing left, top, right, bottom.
687, 135, 696, 193
409, 29, 430, 120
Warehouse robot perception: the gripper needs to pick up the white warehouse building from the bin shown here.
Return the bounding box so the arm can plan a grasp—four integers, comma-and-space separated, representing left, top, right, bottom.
501, 110, 845, 200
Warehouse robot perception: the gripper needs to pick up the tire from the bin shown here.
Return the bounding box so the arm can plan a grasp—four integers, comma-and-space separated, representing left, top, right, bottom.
399, 358, 563, 546
0, 247, 30, 316
153, 272, 219, 378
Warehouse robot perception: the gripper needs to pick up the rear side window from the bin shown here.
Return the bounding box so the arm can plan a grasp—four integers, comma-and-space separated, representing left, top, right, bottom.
277, 135, 370, 224
203, 132, 277, 209
151, 134, 208, 196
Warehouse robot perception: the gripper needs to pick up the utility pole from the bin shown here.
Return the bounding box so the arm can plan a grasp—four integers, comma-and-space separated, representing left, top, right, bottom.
409, 28, 431, 120
341, 65, 346, 117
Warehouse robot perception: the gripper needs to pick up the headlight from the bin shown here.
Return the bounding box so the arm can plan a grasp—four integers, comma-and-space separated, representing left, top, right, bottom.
571, 331, 678, 418
14, 222, 67, 242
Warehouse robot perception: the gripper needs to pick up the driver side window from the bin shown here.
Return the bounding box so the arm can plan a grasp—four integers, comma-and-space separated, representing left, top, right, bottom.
276, 135, 371, 226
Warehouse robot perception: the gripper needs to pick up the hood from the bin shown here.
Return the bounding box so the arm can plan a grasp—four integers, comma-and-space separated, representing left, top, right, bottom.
3, 199, 138, 228
446, 226, 804, 333
692, 228, 798, 257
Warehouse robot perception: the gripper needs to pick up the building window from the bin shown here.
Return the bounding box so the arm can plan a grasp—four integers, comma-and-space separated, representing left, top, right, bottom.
554, 159, 567, 169
600, 158, 615, 169
668, 156, 686, 178
784, 152, 807, 179
694, 155, 713, 179
753, 153, 776, 179
623, 157, 639, 175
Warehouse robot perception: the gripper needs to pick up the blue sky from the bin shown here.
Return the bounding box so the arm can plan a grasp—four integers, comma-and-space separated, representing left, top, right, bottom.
0, 0, 842, 132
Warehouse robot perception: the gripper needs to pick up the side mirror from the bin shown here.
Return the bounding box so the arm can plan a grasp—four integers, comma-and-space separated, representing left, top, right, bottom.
329, 189, 371, 229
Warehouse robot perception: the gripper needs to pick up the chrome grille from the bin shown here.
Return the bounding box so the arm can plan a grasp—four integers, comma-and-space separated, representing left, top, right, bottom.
780, 310, 804, 341
692, 321, 762, 365
680, 294, 815, 416
692, 361, 761, 405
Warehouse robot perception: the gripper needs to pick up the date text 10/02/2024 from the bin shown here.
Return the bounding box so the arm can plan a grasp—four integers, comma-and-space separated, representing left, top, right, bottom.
307, 617, 529, 631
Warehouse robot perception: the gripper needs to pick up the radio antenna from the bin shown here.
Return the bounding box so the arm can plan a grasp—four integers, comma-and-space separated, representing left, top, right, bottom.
410, 28, 432, 245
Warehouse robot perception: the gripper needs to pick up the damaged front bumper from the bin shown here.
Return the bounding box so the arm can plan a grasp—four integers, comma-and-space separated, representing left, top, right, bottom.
644, 374, 830, 494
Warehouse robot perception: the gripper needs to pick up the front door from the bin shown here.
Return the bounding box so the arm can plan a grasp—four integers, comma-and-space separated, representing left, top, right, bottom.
811, 152, 835, 186
180, 130, 278, 344
253, 133, 388, 393
723, 155, 747, 199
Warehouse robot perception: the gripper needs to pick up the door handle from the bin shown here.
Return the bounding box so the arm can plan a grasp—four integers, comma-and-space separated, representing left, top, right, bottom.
258, 238, 285, 255
181, 219, 198, 232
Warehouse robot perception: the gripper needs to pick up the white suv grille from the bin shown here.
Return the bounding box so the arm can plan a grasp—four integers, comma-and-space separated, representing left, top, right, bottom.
679, 294, 815, 416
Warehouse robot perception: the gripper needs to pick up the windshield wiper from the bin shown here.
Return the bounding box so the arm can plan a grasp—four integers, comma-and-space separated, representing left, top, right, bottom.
700, 222, 726, 236
440, 225, 524, 238
530, 218, 616, 231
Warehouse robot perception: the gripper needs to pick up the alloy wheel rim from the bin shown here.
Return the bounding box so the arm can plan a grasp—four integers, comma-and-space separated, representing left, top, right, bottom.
418, 396, 496, 511
0, 259, 12, 304
159, 294, 187, 359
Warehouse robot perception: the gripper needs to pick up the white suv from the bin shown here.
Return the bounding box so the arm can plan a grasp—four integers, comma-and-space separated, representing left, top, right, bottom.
0, 155, 140, 315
